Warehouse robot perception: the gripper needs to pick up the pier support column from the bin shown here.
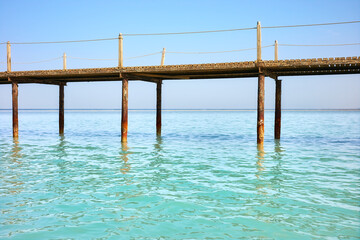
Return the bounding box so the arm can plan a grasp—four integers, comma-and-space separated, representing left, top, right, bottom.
121, 78, 128, 143
59, 83, 65, 135
274, 80, 282, 139
12, 79, 18, 138
257, 74, 265, 145
156, 80, 162, 136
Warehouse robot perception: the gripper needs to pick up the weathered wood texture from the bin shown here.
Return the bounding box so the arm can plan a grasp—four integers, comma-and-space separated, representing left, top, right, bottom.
12, 80, 18, 138
161, 48, 166, 66
63, 53, 67, 70
257, 74, 265, 145
7, 42, 11, 72
121, 78, 128, 143
156, 80, 162, 136
257, 22, 261, 61
0, 57, 359, 84
275, 80, 281, 139
59, 84, 64, 135
119, 33, 123, 68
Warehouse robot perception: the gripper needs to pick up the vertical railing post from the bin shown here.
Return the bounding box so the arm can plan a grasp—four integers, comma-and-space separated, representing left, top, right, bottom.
275, 40, 278, 61
257, 21, 261, 61
121, 78, 128, 142
119, 33, 123, 68
7, 41, 11, 72
161, 48, 166, 66
257, 74, 265, 145
63, 53, 67, 70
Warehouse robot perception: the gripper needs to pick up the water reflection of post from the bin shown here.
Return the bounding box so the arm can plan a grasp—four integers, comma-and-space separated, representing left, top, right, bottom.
274, 139, 284, 158
120, 142, 131, 174
57, 135, 67, 160
272, 139, 285, 188
154, 136, 163, 153
11, 137, 22, 163
256, 144, 265, 172
8, 138, 24, 195
256, 144, 266, 195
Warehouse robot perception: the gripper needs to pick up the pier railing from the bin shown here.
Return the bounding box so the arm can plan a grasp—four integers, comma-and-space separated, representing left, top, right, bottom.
1, 21, 360, 71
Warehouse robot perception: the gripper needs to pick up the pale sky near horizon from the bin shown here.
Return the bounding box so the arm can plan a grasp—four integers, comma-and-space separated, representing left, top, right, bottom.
0, 0, 359, 109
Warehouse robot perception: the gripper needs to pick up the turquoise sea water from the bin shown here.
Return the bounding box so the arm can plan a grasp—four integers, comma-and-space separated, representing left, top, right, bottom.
0, 110, 359, 239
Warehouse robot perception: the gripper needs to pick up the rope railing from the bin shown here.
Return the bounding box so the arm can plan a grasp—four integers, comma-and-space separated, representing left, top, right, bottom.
278, 43, 360, 47
0, 20, 359, 45
10, 57, 62, 65
1, 41, 359, 66
167, 45, 274, 54
67, 56, 116, 61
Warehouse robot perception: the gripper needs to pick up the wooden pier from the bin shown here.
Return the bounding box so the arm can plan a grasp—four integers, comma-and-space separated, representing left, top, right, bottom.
1, 22, 360, 144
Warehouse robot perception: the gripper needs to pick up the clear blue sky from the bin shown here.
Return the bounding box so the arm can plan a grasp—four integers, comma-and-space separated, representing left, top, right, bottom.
0, 0, 359, 109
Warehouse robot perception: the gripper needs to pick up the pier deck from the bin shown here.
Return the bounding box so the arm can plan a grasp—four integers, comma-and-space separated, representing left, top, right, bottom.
1, 57, 359, 84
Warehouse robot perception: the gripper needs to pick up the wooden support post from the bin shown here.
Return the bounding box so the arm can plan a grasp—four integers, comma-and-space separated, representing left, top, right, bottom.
59, 83, 65, 135
161, 48, 166, 66
257, 74, 265, 145
274, 80, 282, 139
7, 41, 11, 72
63, 53, 67, 70
156, 80, 162, 136
257, 22, 261, 61
275, 40, 278, 61
12, 79, 18, 138
121, 78, 128, 142
119, 33, 123, 68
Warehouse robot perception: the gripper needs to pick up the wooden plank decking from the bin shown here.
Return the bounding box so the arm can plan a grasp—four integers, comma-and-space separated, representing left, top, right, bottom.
0, 57, 359, 85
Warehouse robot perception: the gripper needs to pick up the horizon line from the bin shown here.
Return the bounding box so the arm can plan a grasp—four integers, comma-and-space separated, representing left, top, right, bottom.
0, 108, 359, 111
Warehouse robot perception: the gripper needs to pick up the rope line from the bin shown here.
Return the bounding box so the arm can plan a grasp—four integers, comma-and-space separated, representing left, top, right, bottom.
4, 38, 118, 45
279, 43, 360, 47
262, 20, 360, 29
67, 56, 116, 61
67, 51, 162, 61
1, 20, 358, 44
167, 45, 273, 54
123, 27, 256, 36
12, 57, 62, 65
125, 51, 162, 59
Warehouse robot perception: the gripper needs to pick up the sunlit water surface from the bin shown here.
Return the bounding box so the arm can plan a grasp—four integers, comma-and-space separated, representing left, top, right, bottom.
0, 110, 359, 239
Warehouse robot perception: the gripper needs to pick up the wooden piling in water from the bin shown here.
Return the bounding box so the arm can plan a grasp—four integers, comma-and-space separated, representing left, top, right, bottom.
257, 74, 265, 145
156, 80, 162, 136
59, 83, 64, 135
121, 78, 128, 143
12, 80, 18, 138
274, 80, 282, 139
